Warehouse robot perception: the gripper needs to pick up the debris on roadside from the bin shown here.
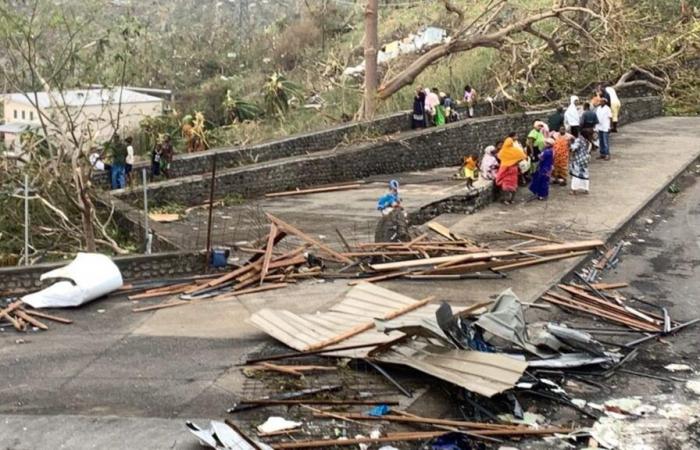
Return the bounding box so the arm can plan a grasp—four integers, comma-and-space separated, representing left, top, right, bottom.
0, 300, 72, 332
128, 214, 604, 312
22, 253, 123, 309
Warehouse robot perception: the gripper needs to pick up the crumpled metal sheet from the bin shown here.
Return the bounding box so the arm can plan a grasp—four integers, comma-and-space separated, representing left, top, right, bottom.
22, 253, 123, 308
547, 323, 608, 356
475, 289, 552, 357
186, 421, 273, 450
527, 352, 622, 369
374, 338, 528, 398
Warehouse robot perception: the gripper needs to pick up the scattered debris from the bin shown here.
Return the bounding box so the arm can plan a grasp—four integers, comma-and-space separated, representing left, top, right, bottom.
256, 417, 302, 434
0, 300, 72, 333
664, 363, 693, 372
186, 420, 272, 450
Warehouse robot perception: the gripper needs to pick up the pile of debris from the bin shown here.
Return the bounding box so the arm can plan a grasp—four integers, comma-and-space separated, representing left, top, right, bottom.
0, 300, 72, 332
130, 214, 604, 312
188, 280, 685, 449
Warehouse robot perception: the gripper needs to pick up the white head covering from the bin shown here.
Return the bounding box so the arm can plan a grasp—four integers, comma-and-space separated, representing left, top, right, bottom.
565, 95, 581, 127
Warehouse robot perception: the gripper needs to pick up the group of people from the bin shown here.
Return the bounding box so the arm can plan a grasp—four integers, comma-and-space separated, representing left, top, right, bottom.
89, 134, 135, 190
412, 84, 478, 129
460, 83, 621, 204
89, 133, 176, 190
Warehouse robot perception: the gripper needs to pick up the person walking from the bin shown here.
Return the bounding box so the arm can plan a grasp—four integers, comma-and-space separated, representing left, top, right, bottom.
463, 85, 477, 118
480, 145, 499, 181
596, 98, 613, 160
109, 134, 127, 189
412, 87, 427, 129
569, 128, 594, 195
159, 135, 174, 178
552, 127, 573, 186
564, 95, 581, 137
529, 138, 555, 200
425, 88, 440, 125
605, 84, 622, 132
125, 136, 135, 186
495, 132, 526, 205
547, 106, 565, 133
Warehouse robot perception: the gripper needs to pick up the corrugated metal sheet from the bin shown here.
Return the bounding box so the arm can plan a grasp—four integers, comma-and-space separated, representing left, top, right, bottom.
375, 340, 528, 398
247, 283, 441, 358
247, 284, 526, 396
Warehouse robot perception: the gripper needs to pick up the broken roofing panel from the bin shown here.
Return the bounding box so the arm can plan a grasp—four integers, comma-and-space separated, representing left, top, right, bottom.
374, 339, 528, 398
186, 421, 273, 450
246, 283, 444, 358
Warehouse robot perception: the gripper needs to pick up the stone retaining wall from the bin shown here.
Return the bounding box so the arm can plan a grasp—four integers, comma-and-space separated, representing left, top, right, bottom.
409, 183, 495, 225
116, 96, 662, 208
94, 102, 509, 188
0, 251, 205, 293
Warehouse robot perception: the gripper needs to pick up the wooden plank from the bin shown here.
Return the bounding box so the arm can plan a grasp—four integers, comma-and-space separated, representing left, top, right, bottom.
542, 293, 659, 332
22, 309, 73, 324
260, 223, 279, 285
210, 283, 289, 302
304, 296, 434, 351
271, 432, 448, 449
148, 213, 180, 223
0, 301, 23, 330
504, 230, 564, 244
591, 282, 629, 290
370, 240, 604, 271
427, 222, 455, 241
347, 270, 413, 286
132, 300, 189, 312
558, 285, 661, 325
14, 310, 49, 330
265, 183, 363, 198
267, 213, 353, 264
491, 251, 589, 271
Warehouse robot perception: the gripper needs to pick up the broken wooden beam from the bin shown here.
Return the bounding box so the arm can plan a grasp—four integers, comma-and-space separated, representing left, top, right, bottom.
266, 213, 353, 264
265, 182, 363, 198
303, 296, 434, 351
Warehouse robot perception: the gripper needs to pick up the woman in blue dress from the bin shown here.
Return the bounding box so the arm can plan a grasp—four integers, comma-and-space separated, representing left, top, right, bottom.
529, 137, 555, 200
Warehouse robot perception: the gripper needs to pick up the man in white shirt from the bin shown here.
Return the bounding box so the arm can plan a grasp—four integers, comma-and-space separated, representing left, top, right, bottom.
604, 85, 622, 132
595, 98, 612, 160
125, 136, 135, 185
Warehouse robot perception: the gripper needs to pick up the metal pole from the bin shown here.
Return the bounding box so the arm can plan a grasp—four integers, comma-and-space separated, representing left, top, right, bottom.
205, 154, 218, 270
24, 173, 29, 266
142, 168, 150, 254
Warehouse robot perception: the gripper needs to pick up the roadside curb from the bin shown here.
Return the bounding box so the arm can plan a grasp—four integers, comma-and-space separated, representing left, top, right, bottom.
529, 151, 700, 305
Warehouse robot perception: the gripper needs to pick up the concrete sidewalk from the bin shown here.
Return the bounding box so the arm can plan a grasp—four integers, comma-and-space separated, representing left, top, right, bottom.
1, 116, 698, 450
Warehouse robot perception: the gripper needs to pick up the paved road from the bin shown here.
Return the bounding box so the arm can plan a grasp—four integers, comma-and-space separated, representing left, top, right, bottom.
1, 117, 699, 449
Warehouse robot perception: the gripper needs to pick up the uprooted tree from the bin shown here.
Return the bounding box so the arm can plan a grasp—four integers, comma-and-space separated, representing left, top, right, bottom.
357, 0, 700, 118
0, 0, 140, 263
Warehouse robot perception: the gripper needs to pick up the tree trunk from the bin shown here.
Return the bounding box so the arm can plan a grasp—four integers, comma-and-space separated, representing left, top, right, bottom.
361, 0, 379, 120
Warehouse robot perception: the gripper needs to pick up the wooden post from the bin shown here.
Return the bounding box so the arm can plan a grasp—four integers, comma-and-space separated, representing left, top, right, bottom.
205, 154, 218, 270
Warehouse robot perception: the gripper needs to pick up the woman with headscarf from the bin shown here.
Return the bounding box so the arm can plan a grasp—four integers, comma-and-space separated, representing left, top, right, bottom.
412, 87, 427, 129
526, 121, 546, 162
569, 128, 594, 195
480, 145, 499, 181
495, 132, 526, 205
551, 126, 573, 185
529, 137, 555, 200
564, 96, 581, 137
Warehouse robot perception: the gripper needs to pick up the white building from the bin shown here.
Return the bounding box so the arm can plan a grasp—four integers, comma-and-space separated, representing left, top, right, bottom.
0, 87, 165, 150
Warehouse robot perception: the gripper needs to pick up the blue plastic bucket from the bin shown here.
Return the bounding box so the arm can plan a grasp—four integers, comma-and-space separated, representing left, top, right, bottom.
210, 249, 228, 268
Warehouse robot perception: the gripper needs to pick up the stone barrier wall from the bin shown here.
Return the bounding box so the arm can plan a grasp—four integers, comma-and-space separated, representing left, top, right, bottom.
0, 251, 205, 293
94, 101, 510, 188
115, 96, 662, 208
